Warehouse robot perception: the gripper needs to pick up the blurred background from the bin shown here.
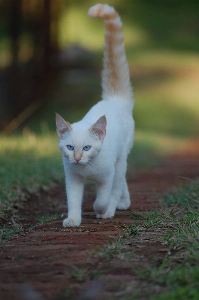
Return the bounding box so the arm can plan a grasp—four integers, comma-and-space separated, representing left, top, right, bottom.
0, 0, 199, 137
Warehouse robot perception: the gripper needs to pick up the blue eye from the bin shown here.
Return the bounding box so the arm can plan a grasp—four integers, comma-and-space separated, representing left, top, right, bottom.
83, 145, 91, 151
67, 145, 74, 151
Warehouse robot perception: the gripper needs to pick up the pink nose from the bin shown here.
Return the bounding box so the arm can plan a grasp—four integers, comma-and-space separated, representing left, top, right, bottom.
74, 153, 82, 163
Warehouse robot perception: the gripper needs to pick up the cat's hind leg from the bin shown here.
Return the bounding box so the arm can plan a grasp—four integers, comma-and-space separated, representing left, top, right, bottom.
116, 179, 131, 210
93, 173, 114, 215
97, 159, 127, 219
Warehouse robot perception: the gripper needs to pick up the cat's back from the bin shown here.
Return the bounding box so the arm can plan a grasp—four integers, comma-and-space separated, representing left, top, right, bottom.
83, 98, 133, 127
83, 98, 134, 148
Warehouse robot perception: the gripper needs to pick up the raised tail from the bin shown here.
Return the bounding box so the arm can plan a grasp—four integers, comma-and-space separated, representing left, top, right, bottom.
88, 4, 133, 106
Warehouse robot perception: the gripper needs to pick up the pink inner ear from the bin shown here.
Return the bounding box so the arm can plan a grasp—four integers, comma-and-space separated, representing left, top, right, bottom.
56, 113, 71, 139
90, 115, 107, 140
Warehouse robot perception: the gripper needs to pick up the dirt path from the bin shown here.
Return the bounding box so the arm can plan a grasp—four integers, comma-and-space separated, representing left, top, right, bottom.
1, 141, 199, 300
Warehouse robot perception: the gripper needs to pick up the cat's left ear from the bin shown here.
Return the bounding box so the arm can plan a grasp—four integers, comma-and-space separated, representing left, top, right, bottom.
89, 115, 107, 140
56, 113, 72, 139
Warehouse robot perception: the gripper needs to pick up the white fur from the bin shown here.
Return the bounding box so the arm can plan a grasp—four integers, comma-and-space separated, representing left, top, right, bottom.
56, 4, 134, 227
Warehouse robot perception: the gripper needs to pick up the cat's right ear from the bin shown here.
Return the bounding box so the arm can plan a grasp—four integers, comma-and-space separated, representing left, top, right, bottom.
89, 115, 107, 141
55, 113, 72, 139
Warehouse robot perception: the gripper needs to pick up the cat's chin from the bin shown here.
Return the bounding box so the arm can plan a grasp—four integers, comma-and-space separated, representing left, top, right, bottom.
73, 160, 87, 166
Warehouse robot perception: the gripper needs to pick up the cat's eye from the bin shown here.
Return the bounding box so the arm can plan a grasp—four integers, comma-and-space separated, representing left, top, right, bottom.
83, 145, 91, 151
66, 145, 74, 151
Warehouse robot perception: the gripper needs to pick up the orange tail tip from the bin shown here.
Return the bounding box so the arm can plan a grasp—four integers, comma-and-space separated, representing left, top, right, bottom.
88, 4, 117, 20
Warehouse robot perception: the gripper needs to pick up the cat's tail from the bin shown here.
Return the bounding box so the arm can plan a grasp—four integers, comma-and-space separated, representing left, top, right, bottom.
88, 4, 133, 108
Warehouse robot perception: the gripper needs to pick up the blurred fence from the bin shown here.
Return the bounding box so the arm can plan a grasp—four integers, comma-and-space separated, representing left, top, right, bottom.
0, 0, 61, 132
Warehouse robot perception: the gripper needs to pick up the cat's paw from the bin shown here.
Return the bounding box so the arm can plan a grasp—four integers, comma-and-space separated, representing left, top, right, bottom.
117, 197, 131, 210
63, 218, 81, 227
96, 210, 114, 219
93, 202, 108, 215
116, 201, 130, 210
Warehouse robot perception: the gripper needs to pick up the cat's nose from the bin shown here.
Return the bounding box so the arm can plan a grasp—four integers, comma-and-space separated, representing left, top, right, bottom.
75, 158, 81, 163
74, 153, 82, 163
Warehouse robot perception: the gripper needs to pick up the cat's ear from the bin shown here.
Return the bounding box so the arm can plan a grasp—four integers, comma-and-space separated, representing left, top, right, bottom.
55, 113, 72, 139
89, 115, 107, 140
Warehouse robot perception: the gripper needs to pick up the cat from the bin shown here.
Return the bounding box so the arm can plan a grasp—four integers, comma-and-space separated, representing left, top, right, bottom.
56, 3, 134, 227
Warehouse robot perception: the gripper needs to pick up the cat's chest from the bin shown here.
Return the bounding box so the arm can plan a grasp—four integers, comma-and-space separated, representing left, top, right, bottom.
75, 164, 100, 180
70, 161, 110, 182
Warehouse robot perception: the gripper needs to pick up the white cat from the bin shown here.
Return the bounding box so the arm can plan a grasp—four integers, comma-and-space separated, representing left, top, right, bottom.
56, 4, 134, 227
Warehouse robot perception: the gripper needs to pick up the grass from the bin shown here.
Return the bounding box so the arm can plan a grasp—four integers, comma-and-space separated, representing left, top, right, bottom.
36, 214, 60, 224
0, 213, 60, 244
99, 236, 126, 259
163, 179, 199, 208
69, 266, 104, 283
0, 224, 21, 242
0, 222, 36, 245
151, 266, 199, 300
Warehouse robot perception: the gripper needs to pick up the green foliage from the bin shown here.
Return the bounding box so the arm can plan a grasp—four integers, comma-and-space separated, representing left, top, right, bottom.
127, 0, 199, 52
59, 0, 199, 52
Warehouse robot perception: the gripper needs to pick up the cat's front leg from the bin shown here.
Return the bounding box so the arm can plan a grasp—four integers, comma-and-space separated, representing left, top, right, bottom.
63, 175, 84, 227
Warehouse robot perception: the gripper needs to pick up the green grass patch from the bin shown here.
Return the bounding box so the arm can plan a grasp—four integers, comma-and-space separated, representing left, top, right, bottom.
0, 134, 64, 219
0, 224, 21, 242
36, 214, 60, 224
151, 266, 199, 300
0, 223, 36, 245
163, 179, 199, 209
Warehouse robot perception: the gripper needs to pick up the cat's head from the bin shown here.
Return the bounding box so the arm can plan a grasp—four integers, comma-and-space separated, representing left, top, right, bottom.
56, 113, 106, 165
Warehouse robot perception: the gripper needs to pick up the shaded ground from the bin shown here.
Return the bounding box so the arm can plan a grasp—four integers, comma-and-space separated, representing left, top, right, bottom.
0, 140, 199, 300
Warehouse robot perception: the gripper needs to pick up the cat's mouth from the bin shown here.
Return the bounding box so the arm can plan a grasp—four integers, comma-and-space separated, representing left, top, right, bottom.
74, 160, 87, 165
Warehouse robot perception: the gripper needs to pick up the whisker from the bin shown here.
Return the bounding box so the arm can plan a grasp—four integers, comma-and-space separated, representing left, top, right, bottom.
87, 160, 99, 173
85, 163, 100, 183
